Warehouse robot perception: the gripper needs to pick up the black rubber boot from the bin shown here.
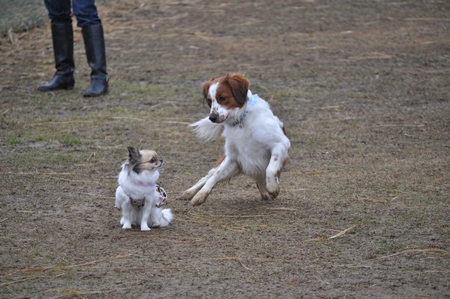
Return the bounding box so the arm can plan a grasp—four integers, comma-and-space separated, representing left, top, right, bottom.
38, 23, 75, 91
82, 24, 108, 97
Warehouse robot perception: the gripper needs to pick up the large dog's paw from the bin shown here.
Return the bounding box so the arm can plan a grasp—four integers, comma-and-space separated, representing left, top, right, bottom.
259, 189, 280, 200
176, 190, 196, 201
264, 176, 280, 200
190, 190, 209, 206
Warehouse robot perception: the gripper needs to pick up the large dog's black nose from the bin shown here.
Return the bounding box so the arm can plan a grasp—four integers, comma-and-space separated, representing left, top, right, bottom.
209, 114, 217, 123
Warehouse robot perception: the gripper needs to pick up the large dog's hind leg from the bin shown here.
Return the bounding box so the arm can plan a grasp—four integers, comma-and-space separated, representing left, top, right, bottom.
256, 176, 273, 201
190, 158, 239, 206
265, 144, 289, 200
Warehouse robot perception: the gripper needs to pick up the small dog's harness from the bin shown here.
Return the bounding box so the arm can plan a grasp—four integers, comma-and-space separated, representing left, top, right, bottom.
115, 184, 168, 211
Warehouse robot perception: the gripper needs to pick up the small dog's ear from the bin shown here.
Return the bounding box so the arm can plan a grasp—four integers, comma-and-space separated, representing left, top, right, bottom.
127, 146, 141, 164
226, 73, 249, 105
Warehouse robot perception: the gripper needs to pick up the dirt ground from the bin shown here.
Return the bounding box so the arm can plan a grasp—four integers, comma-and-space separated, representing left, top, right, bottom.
1, 0, 449, 298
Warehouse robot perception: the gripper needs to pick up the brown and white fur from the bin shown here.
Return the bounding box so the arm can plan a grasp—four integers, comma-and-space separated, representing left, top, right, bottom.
115, 147, 173, 231
177, 73, 290, 206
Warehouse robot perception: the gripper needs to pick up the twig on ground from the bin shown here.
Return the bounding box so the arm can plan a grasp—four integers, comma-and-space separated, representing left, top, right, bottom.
375, 248, 450, 260
404, 18, 450, 21
212, 256, 288, 262
0, 277, 33, 287
8, 29, 17, 48
31, 120, 93, 126
238, 259, 252, 271
305, 225, 356, 242
111, 117, 144, 121
266, 207, 298, 211
93, 266, 181, 271
86, 152, 96, 161
328, 225, 357, 239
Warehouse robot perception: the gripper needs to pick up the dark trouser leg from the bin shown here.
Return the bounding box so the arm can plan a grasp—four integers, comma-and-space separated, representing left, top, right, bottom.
81, 24, 108, 97
37, 23, 75, 91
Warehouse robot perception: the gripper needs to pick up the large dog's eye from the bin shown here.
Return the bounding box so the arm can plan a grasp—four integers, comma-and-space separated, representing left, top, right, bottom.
218, 96, 227, 103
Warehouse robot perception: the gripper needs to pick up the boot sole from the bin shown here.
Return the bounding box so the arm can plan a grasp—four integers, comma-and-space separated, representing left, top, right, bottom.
37, 86, 75, 92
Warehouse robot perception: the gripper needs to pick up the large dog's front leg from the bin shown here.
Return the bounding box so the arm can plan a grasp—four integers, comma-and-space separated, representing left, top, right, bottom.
190, 158, 239, 206
265, 144, 289, 200
176, 167, 217, 201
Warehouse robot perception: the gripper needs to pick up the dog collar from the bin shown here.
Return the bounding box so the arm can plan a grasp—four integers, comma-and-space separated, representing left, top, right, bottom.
232, 94, 260, 129
247, 93, 260, 105
232, 110, 248, 129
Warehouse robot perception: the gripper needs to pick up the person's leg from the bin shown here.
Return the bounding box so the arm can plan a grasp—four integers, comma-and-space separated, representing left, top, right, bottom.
73, 0, 108, 97
38, 0, 75, 91
44, 0, 72, 24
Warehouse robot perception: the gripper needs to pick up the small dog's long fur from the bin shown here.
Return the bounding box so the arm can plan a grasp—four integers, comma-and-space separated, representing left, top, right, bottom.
177, 73, 290, 206
115, 147, 173, 231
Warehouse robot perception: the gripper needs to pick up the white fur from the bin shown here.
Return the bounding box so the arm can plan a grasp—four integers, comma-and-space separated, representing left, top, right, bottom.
115, 164, 173, 231
178, 89, 290, 206
209, 81, 233, 123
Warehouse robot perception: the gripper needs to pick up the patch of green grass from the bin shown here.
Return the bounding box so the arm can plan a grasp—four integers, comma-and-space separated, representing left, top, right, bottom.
34, 137, 50, 142
6, 138, 21, 145
59, 135, 80, 146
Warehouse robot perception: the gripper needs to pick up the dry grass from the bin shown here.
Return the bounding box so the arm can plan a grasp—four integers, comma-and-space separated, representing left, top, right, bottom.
1, 0, 449, 298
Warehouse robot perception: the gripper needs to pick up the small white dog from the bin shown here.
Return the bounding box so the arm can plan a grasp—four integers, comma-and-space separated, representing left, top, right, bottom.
177, 73, 290, 206
115, 147, 173, 231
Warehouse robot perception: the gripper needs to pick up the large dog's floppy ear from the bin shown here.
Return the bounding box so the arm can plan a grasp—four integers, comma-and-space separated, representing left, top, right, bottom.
226, 73, 249, 105
127, 146, 141, 164
202, 77, 215, 107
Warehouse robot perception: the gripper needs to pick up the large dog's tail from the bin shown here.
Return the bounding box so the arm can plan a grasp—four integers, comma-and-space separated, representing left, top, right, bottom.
160, 209, 174, 227
190, 117, 224, 141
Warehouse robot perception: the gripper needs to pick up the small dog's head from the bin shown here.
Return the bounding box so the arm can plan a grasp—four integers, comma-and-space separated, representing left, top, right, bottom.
202, 73, 250, 124
126, 146, 163, 174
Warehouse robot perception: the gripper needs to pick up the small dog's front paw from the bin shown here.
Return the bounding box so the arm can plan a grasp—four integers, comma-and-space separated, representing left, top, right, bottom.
140, 225, 151, 231
176, 190, 195, 201
190, 190, 209, 206
122, 223, 132, 229
152, 222, 161, 228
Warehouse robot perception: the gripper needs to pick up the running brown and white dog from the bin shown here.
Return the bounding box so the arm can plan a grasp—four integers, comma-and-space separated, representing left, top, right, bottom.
115, 147, 173, 231
177, 73, 290, 206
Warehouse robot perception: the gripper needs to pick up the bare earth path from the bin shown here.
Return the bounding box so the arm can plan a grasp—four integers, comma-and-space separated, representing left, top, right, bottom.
0, 0, 449, 298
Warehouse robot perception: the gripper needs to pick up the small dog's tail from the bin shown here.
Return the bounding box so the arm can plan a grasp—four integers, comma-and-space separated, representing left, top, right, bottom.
160, 208, 174, 227
190, 117, 224, 141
